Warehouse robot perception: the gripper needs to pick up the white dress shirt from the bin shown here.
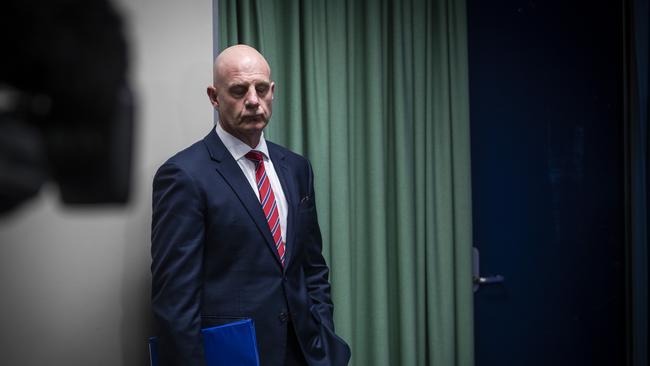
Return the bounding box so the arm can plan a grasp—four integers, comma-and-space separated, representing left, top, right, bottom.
216, 123, 288, 244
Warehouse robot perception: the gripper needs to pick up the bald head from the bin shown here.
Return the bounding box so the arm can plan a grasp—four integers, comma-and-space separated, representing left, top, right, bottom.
207, 44, 275, 148
213, 45, 271, 87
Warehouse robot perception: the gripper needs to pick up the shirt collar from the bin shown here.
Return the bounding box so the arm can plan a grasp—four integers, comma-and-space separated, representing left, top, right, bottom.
215, 122, 270, 161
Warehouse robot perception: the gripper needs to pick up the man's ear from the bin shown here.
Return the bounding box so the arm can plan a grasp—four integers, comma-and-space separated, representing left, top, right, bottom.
207, 86, 219, 107
270, 82, 275, 100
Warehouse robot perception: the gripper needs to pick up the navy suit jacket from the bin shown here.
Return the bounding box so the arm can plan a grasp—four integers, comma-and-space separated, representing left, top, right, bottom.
151, 129, 351, 366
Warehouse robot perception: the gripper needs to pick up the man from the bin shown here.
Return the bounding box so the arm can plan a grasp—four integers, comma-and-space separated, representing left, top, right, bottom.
151, 44, 351, 366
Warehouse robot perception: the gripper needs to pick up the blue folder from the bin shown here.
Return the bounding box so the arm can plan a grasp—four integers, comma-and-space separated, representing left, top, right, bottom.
148, 318, 260, 366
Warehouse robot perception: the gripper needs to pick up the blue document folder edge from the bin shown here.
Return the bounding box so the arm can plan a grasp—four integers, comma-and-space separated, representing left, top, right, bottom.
148, 318, 260, 366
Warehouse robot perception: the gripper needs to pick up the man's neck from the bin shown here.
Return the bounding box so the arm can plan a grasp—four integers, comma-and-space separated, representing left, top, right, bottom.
238, 134, 261, 149
217, 122, 263, 149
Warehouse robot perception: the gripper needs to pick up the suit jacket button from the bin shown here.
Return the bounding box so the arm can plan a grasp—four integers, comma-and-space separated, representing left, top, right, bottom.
279, 312, 288, 322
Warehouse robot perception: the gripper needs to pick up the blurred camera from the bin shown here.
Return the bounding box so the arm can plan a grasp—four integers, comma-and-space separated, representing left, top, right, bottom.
0, 0, 133, 214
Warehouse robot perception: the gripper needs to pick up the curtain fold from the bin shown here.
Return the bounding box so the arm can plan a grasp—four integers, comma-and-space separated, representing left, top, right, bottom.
218, 1, 473, 364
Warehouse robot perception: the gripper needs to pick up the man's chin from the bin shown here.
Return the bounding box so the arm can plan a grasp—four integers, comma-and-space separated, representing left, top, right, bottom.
240, 119, 268, 131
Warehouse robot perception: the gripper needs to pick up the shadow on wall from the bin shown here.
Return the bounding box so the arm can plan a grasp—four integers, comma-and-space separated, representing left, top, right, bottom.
122, 205, 155, 366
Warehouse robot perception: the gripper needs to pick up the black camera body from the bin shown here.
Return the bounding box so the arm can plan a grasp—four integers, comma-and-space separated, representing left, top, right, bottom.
0, 0, 133, 214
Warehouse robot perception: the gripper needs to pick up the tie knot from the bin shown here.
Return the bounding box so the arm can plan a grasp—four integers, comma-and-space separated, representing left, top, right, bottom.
245, 150, 264, 163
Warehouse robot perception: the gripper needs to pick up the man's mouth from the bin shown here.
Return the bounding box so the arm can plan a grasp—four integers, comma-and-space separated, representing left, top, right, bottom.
241, 114, 263, 123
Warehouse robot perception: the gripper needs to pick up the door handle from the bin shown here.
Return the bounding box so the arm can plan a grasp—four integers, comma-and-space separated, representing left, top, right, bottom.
473, 275, 505, 285
473, 247, 505, 292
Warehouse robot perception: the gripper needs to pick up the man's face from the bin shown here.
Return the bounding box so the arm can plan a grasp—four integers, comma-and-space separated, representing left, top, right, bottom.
208, 53, 275, 145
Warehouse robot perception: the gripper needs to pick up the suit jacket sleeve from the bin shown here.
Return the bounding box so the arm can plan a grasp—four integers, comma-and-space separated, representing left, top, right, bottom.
151, 161, 206, 366
302, 159, 337, 331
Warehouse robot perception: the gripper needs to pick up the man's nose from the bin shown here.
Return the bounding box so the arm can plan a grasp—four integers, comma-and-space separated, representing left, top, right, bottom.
244, 89, 260, 109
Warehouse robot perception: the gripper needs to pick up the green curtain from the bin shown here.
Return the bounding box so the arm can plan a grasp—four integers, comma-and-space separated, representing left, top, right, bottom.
218, 0, 474, 365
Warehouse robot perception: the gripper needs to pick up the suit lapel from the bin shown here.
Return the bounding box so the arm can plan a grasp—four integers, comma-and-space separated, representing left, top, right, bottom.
268, 143, 298, 271
203, 130, 282, 267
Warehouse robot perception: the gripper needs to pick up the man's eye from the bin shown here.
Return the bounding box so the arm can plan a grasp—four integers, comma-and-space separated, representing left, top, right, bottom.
256, 86, 269, 95
230, 87, 246, 97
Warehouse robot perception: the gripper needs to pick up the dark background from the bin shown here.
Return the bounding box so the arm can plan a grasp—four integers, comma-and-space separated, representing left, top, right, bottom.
468, 0, 627, 364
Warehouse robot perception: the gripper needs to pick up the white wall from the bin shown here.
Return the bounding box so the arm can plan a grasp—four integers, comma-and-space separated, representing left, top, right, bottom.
0, 0, 213, 364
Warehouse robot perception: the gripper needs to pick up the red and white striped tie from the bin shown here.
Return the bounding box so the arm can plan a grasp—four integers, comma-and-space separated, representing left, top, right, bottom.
245, 150, 286, 266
